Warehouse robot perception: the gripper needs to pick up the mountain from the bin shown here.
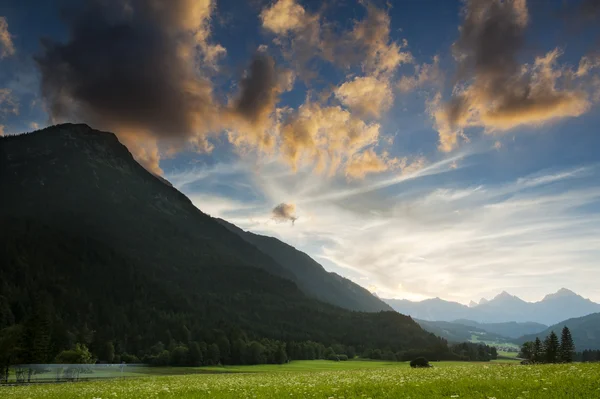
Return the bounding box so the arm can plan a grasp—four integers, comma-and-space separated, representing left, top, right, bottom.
384, 297, 472, 322
217, 219, 391, 312
0, 124, 444, 364
518, 313, 600, 351
383, 289, 600, 325
415, 319, 516, 347
452, 320, 547, 339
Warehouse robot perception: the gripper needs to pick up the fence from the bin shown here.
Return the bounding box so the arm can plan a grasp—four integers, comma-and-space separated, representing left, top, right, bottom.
1, 363, 151, 384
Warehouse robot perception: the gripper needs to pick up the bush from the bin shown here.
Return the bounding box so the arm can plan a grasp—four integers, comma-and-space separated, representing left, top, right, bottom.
410, 357, 431, 368
337, 354, 348, 361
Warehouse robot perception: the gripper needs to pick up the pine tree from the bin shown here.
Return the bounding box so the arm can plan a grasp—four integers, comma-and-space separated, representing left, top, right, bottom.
544, 331, 560, 364
559, 326, 575, 363
533, 337, 542, 363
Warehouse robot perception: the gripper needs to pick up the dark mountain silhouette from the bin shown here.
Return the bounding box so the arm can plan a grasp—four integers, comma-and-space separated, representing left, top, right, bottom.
216, 219, 392, 312
518, 313, 600, 351
383, 288, 600, 326
0, 124, 443, 360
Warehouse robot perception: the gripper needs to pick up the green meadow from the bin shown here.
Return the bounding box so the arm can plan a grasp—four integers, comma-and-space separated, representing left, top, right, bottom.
3, 360, 600, 399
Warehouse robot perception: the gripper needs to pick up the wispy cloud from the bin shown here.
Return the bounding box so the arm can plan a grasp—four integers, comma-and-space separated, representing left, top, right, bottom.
174, 155, 600, 304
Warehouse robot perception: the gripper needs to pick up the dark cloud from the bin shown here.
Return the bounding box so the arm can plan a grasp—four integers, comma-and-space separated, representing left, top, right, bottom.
234, 54, 279, 125
272, 202, 298, 224
35, 0, 222, 173
431, 0, 590, 152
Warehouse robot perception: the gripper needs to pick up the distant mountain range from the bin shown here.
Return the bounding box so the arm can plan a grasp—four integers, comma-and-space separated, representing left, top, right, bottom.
383, 288, 600, 326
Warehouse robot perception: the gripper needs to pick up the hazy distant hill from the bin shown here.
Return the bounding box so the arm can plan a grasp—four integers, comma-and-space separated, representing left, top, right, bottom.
453, 320, 547, 339
0, 124, 444, 361
415, 319, 515, 346
383, 289, 600, 325
518, 313, 600, 351
217, 219, 392, 312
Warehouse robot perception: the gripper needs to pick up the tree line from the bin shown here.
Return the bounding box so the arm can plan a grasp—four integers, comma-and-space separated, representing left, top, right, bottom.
519, 326, 575, 364
574, 350, 600, 363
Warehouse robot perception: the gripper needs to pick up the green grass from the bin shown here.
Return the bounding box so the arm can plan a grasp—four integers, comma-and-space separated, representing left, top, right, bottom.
3, 360, 600, 398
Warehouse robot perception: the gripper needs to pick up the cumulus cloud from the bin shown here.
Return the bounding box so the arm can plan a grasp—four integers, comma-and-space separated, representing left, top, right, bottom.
272, 202, 298, 224
431, 0, 593, 152
398, 55, 443, 93
261, 1, 411, 80
335, 76, 393, 118
260, 0, 321, 79
227, 54, 295, 151
280, 100, 382, 175
35, 0, 225, 174
260, 0, 311, 34
0, 17, 15, 58
343, 4, 413, 76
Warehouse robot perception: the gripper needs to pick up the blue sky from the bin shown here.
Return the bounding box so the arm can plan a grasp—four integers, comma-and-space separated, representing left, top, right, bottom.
2, 0, 600, 303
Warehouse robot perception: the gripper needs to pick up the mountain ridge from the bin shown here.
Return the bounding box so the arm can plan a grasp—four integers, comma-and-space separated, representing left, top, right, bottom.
216, 219, 392, 312
383, 288, 600, 325
518, 313, 600, 351
0, 123, 444, 363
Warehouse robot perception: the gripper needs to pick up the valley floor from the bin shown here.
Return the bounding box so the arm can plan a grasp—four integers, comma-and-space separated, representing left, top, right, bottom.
3, 360, 600, 398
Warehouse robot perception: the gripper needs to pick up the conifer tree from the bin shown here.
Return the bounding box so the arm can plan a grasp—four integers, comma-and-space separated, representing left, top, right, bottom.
544, 331, 560, 364
533, 337, 542, 363
559, 326, 575, 363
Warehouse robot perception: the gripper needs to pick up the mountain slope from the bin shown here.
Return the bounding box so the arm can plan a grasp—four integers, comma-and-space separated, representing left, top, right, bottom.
217, 219, 392, 312
518, 313, 600, 350
384, 298, 473, 321
0, 124, 443, 359
384, 289, 600, 325
453, 319, 547, 339
415, 319, 515, 346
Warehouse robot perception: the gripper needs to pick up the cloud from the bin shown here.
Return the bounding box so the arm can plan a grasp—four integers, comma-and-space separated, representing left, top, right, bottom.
432, 0, 593, 152
260, 0, 312, 34
260, 0, 321, 79
280, 100, 382, 175
0, 125, 4, 136
272, 202, 298, 224
343, 4, 413, 76
0, 17, 15, 58
335, 76, 393, 118
179, 153, 600, 303
345, 149, 390, 179
398, 55, 443, 93
261, 1, 411, 79
227, 54, 295, 151
35, 0, 225, 174
0, 88, 18, 115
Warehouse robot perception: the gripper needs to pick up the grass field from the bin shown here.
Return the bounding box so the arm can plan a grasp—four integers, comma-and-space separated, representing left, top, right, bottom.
3, 359, 600, 398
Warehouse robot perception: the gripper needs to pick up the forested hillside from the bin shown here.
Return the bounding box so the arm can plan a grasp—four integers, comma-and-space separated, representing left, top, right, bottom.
518, 313, 600, 351
0, 124, 448, 368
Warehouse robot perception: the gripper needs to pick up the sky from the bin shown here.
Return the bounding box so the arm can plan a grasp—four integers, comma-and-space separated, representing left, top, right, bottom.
2, 0, 600, 304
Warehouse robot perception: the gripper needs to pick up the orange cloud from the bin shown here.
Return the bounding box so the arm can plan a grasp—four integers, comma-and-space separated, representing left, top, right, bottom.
0, 17, 15, 58
431, 0, 594, 152
261, 0, 312, 34
335, 76, 393, 118
280, 101, 382, 175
